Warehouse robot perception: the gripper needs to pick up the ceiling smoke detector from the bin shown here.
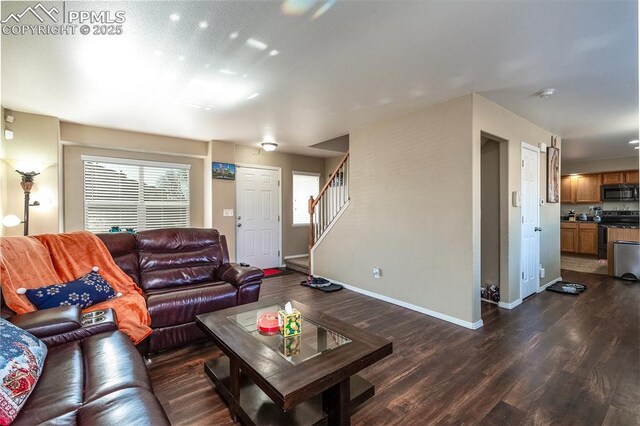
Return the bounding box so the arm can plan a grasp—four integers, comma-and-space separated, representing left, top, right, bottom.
536, 88, 556, 98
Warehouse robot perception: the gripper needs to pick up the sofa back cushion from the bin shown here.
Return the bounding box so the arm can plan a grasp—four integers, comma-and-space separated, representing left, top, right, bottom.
96, 233, 140, 285
136, 228, 227, 291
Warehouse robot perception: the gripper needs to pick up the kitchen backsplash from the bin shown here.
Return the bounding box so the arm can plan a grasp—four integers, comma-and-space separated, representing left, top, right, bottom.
561, 201, 639, 215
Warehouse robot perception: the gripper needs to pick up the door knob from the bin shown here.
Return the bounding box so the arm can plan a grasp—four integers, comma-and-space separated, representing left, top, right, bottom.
535, 227, 542, 232
237, 223, 242, 228
237, 216, 241, 220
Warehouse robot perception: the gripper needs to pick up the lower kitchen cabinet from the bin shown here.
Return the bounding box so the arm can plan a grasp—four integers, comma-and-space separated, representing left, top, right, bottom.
561, 222, 597, 255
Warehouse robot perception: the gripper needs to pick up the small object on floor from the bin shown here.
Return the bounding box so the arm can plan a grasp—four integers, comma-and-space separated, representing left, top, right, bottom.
488, 285, 500, 303
300, 276, 343, 292
240, 262, 250, 267
546, 281, 587, 295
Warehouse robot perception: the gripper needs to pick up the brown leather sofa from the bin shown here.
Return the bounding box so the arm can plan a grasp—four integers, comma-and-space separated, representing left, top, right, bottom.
97, 228, 264, 354
7, 306, 169, 425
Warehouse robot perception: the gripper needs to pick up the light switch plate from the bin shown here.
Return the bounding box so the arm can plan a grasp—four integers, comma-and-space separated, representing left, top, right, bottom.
223, 209, 234, 217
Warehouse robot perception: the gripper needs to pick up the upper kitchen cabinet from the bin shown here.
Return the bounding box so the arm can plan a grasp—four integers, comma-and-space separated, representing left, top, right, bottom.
625, 170, 639, 183
602, 172, 624, 185
561, 176, 575, 203
562, 174, 601, 203
603, 170, 639, 184
575, 174, 601, 203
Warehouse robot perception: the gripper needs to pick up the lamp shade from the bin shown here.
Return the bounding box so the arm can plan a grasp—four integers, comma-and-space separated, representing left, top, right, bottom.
2, 215, 21, 227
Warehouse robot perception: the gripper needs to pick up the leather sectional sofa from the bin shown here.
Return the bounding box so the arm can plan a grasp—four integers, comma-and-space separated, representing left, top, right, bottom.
7, 305, 169, 425
97, 228, 264, 354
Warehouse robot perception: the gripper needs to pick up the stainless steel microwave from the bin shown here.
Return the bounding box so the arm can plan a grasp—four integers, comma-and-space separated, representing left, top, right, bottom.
601, 184, 639, 202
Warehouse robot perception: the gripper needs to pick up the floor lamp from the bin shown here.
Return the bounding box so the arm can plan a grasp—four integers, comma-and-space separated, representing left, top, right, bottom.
16, 170, 40, 235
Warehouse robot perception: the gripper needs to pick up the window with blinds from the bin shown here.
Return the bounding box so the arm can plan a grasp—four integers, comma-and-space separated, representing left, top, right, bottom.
83, 156, 191, 233
292, 172, 320, 225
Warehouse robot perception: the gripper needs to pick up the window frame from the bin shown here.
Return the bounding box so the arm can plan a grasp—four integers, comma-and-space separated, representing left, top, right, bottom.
81, 155, 191, 233
292, 171, 321, 227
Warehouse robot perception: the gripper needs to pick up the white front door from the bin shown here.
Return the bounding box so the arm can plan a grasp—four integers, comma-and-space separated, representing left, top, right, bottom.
521, 143, 540, 299
236, 166, 281, 269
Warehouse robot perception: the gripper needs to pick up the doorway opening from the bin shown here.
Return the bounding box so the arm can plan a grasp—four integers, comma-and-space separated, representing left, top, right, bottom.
480, 132, 508, 319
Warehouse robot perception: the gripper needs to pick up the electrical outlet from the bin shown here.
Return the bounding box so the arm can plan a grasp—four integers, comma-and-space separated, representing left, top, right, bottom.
373, 267, 381, 279
539, 265, 545, 279
223, 209, 234, 217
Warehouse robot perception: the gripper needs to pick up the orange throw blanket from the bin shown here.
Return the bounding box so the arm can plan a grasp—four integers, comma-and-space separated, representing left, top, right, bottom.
0, 231, 151, 344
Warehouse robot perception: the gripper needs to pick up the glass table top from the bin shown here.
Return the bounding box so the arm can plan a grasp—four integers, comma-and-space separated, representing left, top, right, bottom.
227, 304, 351, 365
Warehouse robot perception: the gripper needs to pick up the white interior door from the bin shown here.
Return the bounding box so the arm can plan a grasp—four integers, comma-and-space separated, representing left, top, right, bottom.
521, 143, 540, 299
236, 166, 281, 269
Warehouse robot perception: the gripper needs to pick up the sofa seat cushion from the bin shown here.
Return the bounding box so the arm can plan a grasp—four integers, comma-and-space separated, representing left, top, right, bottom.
146, 281, 238, 328
81, 331, 151, 402
78, 387, 169, 425
14, 331, 159, 425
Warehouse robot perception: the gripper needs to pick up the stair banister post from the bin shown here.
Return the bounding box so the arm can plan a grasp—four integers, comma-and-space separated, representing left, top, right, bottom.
308, 195, 315, 254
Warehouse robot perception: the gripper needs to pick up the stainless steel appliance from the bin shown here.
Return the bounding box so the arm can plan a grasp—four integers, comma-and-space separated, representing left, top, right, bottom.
601, 184, 639, 202
597, 210, 640, 259
613, 241, 639, 280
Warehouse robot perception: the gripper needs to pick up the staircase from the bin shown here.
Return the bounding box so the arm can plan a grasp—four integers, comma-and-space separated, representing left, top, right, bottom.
307, 152, 350, 271
284, 256, 310, 275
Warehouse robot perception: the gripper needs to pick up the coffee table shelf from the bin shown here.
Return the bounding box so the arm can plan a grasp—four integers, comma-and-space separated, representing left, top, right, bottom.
205, 356, 375, 426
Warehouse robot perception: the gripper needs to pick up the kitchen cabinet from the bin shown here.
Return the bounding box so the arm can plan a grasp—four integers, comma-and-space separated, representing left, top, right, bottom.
561, 223, 578, 253
625, 170, 639, 183
561, 176, 575, 203
602, 172, 624, 185
561, 222, 597, 255
574, 174, 601, 203
577, 223, 598, 255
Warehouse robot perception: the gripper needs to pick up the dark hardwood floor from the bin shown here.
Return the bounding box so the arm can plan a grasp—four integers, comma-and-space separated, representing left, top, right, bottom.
148, 270, 640, 425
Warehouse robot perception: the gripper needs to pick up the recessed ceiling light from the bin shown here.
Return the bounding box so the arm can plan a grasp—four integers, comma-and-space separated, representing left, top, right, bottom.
536, 88, 556, 98
169, 13, 180, 22
629, 140, 639, 144
247, 92, 259, 100
229, 32, 238, 39
246, 38, 268, 51
198, 21, 208, 29
269, 49, 279, 56
219, 69, 237, 75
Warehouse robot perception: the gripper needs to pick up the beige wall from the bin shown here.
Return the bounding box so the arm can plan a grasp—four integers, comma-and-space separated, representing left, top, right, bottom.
472, 94, 561, 309
562, 155, 638, 175
235, 146, 327, 258
210, 140, 237, 260
481, 138, 501, 289
314, 95, 476, 324
60, 123, 209, 232
1, 110, 60, 236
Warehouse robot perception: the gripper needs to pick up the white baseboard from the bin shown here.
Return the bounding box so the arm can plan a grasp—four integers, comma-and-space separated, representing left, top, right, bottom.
316, 275, 483, 330
284, 254, 308, 260
538, 276, 563, 293
498, 299, 522, 310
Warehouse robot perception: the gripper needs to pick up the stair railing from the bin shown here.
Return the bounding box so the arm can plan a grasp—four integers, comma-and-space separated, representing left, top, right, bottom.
308, 152, 349, 254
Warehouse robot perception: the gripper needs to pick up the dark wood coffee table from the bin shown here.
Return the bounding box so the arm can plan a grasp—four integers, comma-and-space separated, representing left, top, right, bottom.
196, 298, 392, 425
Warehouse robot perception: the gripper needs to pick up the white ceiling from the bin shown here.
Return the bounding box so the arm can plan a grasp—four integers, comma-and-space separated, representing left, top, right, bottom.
1, 1, 638, 160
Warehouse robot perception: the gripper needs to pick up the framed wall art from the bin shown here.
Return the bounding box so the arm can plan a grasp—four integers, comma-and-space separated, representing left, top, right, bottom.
546, 146, 560, 203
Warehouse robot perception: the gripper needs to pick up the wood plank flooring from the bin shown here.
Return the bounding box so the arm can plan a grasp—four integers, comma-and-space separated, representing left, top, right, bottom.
148, 270, 639, 425
561, 254, 608, 275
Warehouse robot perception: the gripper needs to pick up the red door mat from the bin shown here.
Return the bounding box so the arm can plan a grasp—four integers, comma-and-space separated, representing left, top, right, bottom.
262, 268, 290, 278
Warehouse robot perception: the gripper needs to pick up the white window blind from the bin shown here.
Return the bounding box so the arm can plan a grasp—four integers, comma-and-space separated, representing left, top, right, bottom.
293, 172, 320, 225
83, 156, 190, 233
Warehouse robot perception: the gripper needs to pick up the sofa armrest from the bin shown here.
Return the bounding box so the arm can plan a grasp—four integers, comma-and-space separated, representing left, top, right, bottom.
9, 305, 82, 338
215, 263, 264, 287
